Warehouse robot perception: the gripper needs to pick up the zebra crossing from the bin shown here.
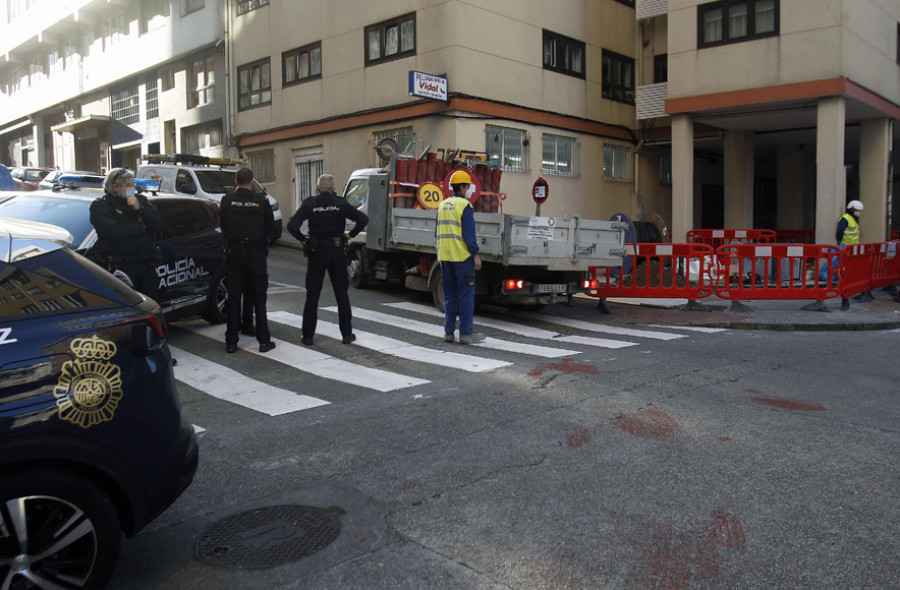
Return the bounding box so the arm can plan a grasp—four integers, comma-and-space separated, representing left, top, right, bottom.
173, 301, 727, 421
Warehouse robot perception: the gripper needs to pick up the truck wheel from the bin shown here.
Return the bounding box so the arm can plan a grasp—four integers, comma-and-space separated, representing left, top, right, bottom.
431, 266, 445, 312
0, 469, 122, 590
349, 248, 369, 289
202, 270, 227, 324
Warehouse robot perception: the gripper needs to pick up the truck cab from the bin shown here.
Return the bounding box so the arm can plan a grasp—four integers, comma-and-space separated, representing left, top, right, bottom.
137, 154, 283, 243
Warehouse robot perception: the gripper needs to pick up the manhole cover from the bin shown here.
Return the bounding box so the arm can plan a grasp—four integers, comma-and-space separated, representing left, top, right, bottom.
196, 505, 342, 569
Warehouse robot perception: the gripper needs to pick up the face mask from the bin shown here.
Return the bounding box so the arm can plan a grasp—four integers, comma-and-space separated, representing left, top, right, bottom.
124, 187, 136, 198
853, 210, 860, 218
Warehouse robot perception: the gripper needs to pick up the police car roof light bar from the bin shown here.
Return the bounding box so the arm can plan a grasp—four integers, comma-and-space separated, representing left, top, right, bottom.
141, 154, 248, 168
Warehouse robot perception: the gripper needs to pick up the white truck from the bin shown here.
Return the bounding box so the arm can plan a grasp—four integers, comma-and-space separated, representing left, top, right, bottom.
342, 155, 626, 310
137, 154, 283, 243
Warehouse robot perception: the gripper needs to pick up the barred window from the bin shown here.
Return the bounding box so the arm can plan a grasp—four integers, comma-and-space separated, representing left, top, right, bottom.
296, 159, 323, 202
375, 127, 414, 165
541, 134, 576, 176
181, 119, 223, 153
145, 75, 159, 120
659, 151, 672, 186
603, 144, 633, 182
486, 125, 526, 173
112, 85, 140, 125
248, 150, 275, 183
236, 0, 269, 16
283, 42, 322, 87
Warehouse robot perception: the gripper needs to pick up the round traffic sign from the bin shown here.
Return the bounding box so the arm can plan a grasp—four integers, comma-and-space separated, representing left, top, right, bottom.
417, 183, 444, 209
532, 177, 549, 204
442, 168, 482, 204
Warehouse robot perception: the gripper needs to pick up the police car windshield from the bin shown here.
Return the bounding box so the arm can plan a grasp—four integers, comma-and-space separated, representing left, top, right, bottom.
194, 170, 267, 196
0, 196, 94, 248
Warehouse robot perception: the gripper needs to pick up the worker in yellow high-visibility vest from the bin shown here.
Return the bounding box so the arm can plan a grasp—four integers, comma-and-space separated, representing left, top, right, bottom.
436, 170, 484, 344
836, 200, 863, 245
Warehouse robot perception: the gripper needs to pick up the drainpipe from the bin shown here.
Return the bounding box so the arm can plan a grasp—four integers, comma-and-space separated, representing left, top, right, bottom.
223, 0, 236, 159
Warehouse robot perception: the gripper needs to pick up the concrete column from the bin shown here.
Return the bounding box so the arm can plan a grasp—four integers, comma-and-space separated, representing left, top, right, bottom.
858, 118, 891, 242
815, 96, 846, 244
723, 130, 754, 228
31, 115, 46, 167
777, 144, 804, 230
671, 113, 694, 242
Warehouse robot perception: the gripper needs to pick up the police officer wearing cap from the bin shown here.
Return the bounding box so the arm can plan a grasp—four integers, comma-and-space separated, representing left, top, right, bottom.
90, 167, 164, 301
287, 173, 368, 345
220, 167, 276, 354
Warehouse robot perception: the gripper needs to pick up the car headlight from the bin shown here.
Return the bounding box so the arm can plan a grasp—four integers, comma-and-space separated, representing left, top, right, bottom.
271, 201, 279, 212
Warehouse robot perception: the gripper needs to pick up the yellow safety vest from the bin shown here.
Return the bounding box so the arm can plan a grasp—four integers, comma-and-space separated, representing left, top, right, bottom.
840, 213, 860, 245
436, 196, 472, 262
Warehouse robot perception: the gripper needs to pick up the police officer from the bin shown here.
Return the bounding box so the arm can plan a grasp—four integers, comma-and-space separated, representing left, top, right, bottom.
90, 167, 164, 301
437, 170, 484, 344
220, 167, 276, 354
287, 173, 368, 345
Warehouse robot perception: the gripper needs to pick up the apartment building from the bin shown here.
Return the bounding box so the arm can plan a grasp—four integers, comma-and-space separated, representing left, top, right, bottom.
229, 0, 641, 219
637, 0, 900, 242
0, 0, 228, 175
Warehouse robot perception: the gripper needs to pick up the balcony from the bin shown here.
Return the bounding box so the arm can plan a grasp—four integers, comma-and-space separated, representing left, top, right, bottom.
636, 82, 668, 120
636, 0, 668, 20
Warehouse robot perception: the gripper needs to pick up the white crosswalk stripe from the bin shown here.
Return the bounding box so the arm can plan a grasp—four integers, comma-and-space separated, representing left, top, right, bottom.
325, 306, 581, 358
171, 347, 330, 415
497, 309, 688, 341
384, 302, 637, 349
268, 311, 510, 373
182, 323, 429, 392
648, 324, 727, 333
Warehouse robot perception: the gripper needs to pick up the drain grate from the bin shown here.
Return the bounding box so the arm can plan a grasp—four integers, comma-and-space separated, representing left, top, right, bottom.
196, 505, 342, 569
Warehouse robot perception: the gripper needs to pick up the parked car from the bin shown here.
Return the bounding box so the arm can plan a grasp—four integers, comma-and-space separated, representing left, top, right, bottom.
0, 184, 228, 324
137, 154, 283, 243
0, 216, 198, 589
38, 169, 102, 190
9, 166, 53, 191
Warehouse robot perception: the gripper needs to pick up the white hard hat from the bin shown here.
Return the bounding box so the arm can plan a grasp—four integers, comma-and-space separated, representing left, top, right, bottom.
847, 200, 864, 211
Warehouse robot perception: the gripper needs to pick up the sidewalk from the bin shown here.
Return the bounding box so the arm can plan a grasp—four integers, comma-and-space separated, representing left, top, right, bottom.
275, 236, 900, 332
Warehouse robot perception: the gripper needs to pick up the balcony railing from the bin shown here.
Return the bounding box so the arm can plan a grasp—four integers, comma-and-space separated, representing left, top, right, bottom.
636, 82, 668, 120
636, 0, 668, 20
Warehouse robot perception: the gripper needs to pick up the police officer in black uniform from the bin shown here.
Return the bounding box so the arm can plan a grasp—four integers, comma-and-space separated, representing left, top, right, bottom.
90, 167, 164, 301
220, 167, 276, 354
287, 173, 368, 345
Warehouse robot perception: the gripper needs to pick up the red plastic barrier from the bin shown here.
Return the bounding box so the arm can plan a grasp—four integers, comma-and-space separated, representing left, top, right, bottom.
687, 229, 776, 250
715, 243, 841, 303
589, 243, 717, 302
868, 242, 900, 290
774, 230, 815, 244
839, 244, 875, 299
891, 230, 899, 241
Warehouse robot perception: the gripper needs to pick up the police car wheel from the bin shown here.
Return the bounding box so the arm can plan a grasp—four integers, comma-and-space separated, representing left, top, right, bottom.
431, 266, 445, 313
201, 271, 227, 324
349, 248, 369, 289
0, 469, 122, 590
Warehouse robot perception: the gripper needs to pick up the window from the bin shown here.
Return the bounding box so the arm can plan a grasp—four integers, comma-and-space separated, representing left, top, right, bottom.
698, 0, 778, 48
375, 127, 414, 165
111, 85, 140, 125
603, 144, 633, 182
237, 58, 271, 110
145, 75, 159, 120
236, 0, 269, 15
102, 14, 127, 50
543, 30, 585, 79
28, 55, 45, 86
184, 0, 204, 15
295, 159, 323, 202
343, 178, 368, 209
248, 150, 275, 183
602, 50, 635, 105
161, 67, 175, 91
541, 134, 576, 176
283, 42, 322, 87
659, 151, 672, 186
189, 56, 215, 108
156, 200, 218, 239
180, 119, 223, 153
64, 41, 78, 69
654, 54, 668, 84
47, 47, 61, 77
365, 13, 415, 66
486, 125, 526, 173
141, 0, 169, 33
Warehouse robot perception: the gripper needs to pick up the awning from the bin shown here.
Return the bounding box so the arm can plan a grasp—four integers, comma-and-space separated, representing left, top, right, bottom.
51, 114, 112, 133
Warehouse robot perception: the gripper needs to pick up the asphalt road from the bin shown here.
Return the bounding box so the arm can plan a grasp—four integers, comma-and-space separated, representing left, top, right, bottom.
107, 245, 900, 590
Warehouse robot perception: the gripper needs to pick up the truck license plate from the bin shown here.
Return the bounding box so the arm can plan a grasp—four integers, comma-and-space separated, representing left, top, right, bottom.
535, 283, 568, 293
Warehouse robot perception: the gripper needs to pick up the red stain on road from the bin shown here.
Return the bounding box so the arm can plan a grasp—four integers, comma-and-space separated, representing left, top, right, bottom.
709, 510, 747, 549
751, 396, 826, 411
527, 357, 597, 377
493, 391, 505, 396
616, 409, 679, 438
743, 389, 764, 394
565, 426, 595, 448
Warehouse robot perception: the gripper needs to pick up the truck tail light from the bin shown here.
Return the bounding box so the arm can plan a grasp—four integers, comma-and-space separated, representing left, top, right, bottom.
581, 279, 598, 289
504, 279, 526, 291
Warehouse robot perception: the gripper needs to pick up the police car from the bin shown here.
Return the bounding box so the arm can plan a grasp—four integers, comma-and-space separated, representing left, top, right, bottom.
0, 175, 228, 323
0, 217, 198, 589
